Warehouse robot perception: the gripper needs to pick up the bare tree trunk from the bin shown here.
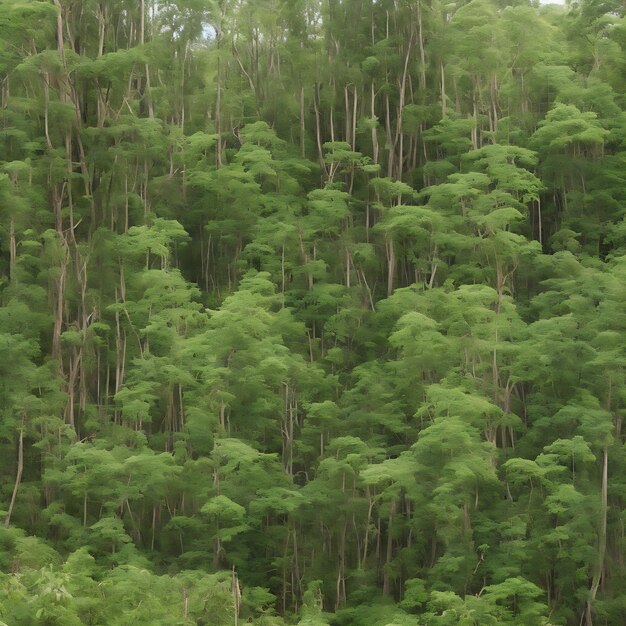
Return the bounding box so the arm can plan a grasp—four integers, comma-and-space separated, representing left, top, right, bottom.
417, 1, 426, 91
537, 196, 543, 246
382, 499, 395, 595
216, 29, 223, 167
352, 86, 358, 153
440, 62, 447, 118
385, 93, 394, 177
371, 83, 379, 165
140, 0, 154, 118
335, 516, 348, 609
344, 84, 351, 148
490, 72, 499, 135
585, 446, 609, 626
395, 32, 414, 180
52, 237, 69, 366
232, 567, 241, 625
471, 84, 479, 149
363, 489, 374, 563
300, 86, 306, 158
386, 236, 396, 296
314, 84, 327, 175
9, 217, 16, 280
4, 426, 24, 528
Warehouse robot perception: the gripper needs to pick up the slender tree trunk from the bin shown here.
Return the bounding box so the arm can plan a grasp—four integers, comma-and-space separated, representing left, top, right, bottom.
300, 86, 306, 158
344, 84, 351, 148
385, 93, 394, 177
363, 489, 374, 563
314, 84, 326, 175
335, 516, 348, 609
232, 566, 241, 625
371, 83, 379, 165
417, 2, 426, 91
471, 83, 479, 149
537, 196, 543, 246
395, 32, 414, 180
9, 217, 16, 280
216, 28, 223, 167
382, 499, 395, 595
440, 62, 447, 118
585, 446, 609, 626
386, 236, 395, 296
4, 426, 24, 528
352, 86, 358, 153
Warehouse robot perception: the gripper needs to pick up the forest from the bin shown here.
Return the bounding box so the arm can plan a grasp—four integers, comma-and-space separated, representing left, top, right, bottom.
0, 0, 625, 624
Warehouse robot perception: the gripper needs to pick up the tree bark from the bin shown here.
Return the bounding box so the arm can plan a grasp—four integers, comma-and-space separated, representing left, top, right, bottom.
585, 446, 608, 626
4, 426, 24, 528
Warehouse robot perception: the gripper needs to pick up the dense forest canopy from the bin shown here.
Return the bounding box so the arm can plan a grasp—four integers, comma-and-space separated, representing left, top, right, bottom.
0, 0, 625, 623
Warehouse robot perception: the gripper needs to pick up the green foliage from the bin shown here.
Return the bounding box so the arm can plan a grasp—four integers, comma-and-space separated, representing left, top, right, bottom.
0, 0, 625, 624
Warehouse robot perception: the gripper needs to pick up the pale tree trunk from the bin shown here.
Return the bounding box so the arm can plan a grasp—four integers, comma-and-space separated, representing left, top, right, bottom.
417, 1, 426, 91
215, 28, 223, 167
4, 425, 24, 528
9, 217, 16, 280
471, 80, 479, 149
1, 75, 9, 109
335, 516, 348, 609
97, 3, 106, 58
585, 446, 609, 626
300, 86, 306, 158
395, 31, 414, 180
114, 281, 127, 422
362, 488, 375, 563
52, 234, 69, 366
182, 588, 189, 621
282, 383, 296, 477
440, 62, 447, 118
43, 75, 53, 149
344, 84, 351, 148
352, 85, 358, 152
314, 84, 327, 175
232, 567, 241, 625
490, 72, 499, 135
385, 93, 394, 177
371, 83, 379, 165
537, 196, 543, 246
140, 0, 154, 118
386, 236, 396, 296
